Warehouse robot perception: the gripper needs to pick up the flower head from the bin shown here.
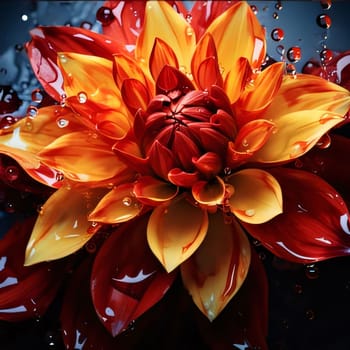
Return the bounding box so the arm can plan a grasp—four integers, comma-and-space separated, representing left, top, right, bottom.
1, 1, 350, 347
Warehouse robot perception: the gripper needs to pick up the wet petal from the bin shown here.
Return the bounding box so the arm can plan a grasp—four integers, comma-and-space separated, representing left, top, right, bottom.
147, 195, 208, 272
121, 78, 150, 115
192, 176, 225, 206
227, 169, 283, 224
89, 183, 143, 224
24, 186, 105, 265
0, 218, 66, 321
243, 168, 350, 263
27, 26, 125, 100
206, 2, 266, 78
251, 110, 345, 163
136, 1, 196, 74
181, 211, 251, 321
91, 214, 176, 336
134, 176, 178, 205
38, 131, 126, 182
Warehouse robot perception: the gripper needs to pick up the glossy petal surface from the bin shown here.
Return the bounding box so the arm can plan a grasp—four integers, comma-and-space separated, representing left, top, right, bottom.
147, 196, 208, 272
243, 168, 350, 263
181, 212, 251, 321
91, 214, 176, 336
25, 186, 105, 265
228, 169, 283, 224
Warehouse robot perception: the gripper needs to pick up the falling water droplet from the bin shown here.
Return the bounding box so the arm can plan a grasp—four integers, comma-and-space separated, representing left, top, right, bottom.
271, 28, 284, 41
5, 166, 19, 181
250, 5, 258, 15
0, 115, 16, 129
96, 6, 115, 25
320, 48, 333, 63
56, 118, 69, 128
305, 264, 320, 279
31, 89, 43, 103
287, 47, 302, 63
77, 92, 87, 104
316, 14, 332, 29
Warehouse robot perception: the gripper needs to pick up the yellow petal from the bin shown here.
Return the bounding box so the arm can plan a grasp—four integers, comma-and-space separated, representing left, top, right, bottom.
181, 211, 251, 321
89, 183, 143, 224
251, 110, 345, 163
38, 131, 126, 182
136, 1, 196, 75
206, 2, 265, 79
265, 74, 350, 117
192, 176, 226, 205
25, 186, 105, 265
147, 195, 208, 272
227, 169, 282, 224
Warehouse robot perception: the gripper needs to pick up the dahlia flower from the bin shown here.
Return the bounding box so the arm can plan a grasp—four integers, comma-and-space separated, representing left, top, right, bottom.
0, 1, 350, 349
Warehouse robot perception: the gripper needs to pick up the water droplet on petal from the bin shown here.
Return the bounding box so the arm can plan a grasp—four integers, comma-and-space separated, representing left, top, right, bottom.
245, 209, 255, 217
185, 14, 192, 23
286, 63, 297, 77
5, 166, 19, 181
80, 21, 92, 30
26, 105, 38, 118
275, 1, 283, 10
320, 48, 333, 63
59, 54, 67, 64
250, 5, 258, 15
316, 14, 331, 29
77, 92, 87, 104
305, 264, 320, 279
31, 89, 43, 103
186, 26, 193, 37
316, 133, 331, 149
271, 28, 284, 41
0, 115, 16, 129
56, 118, 69, 128
287, 46, 302, 63
122, 197, 132, 206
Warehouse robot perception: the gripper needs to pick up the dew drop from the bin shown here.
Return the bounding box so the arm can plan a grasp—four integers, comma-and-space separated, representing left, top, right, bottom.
185, 13, 192, 23
275, 1, 283, 10
273, 12, 279, 19
316, 133, 331, 149
5, 166, 19, 181
25, 118, 33, 130
31, 89, 43, 104
60, 93, 67, 107
320, 0, 332, 10
122, 197, 132, 206
77, 91, 87, 104
250, 5, 258, 15
320, 48, 333, 63
223, 167, 232, 176
85, 241, 96, 254
286, 63, 296, 76
56, 118, 69, 128
96, 6, 115, 25
37, 205, 44, 215
287, 46, 302, 63
59, 54, 67, 64
245, 209, 255, 217
80, 21, 92, 30
26, 105, 38, 118
316, 14, 331, 29
0, 115, 16, 129
186, 26, 193, 37
276, 45, 285, 56
21, 14, 29, 22
305, 264, 320, 279
271, 28, 284, 41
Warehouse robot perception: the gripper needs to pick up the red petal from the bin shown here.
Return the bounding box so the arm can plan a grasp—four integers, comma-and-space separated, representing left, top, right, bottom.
168, 168, 200, 187
91, 214, 176, 337
121, 79, 150, 115
26, 26, 125, 101
243, 168, 350, 263
0, 218, 66, 321
194, 248, 269, 349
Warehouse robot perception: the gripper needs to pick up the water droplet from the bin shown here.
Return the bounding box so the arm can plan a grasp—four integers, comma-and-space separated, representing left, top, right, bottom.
56, 118, 69, 128
320, 48, 333, 63
5, 166, 19, 181
305, 309, 316, 320
5, 201, 15, 213
185, 13, 192, 23
186, 26, 193, 37
316, 133, 331, 149
60, 93, 67, 107
21, 14, 28, 22
276, 45, 285, 55
320, 0, 332, 10
287, 46, 302, 63
24, 118, 33, 130
85, 241, 96, 253
275, 1, 283, 10
96, 6, 115, 25
294, 159, 303, 168
59, 54, 67, 64
271, 28, 284, 41
55, 172, 64, 182
31, 89, 43, 104
273, 12, 279, 19
37, 205, 44, 215
305, 264, 320, 279
286, 63, 296, 76
316, 14, 331, 29
26, 105, 38, 118
245, 209, 255, 217
122, 197, 132, 206
15, 44, 23, 52
250, 5, 258, 15
0, 115, 16, 129
223, 167, 232, 176
80, 21, 92, 30
77, 92, 87, 104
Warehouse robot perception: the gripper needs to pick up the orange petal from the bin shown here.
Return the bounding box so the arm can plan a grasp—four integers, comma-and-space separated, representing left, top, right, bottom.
181, 211, 251, 321
265, 74, 350, 117
25, 186, 105, 265
206, 2, 266, 78
149, 37, 179, 81
136, 1, 196, 75
133, 176, 178, 205
238, 62, 284, 112
251, 110, 345, 163
147, 195, 208, 272
192, 176, 226, 205
89, 183, 143, 224
38, 131, 126, 182
227, 169, 282, 224
121, 79, 150, 115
